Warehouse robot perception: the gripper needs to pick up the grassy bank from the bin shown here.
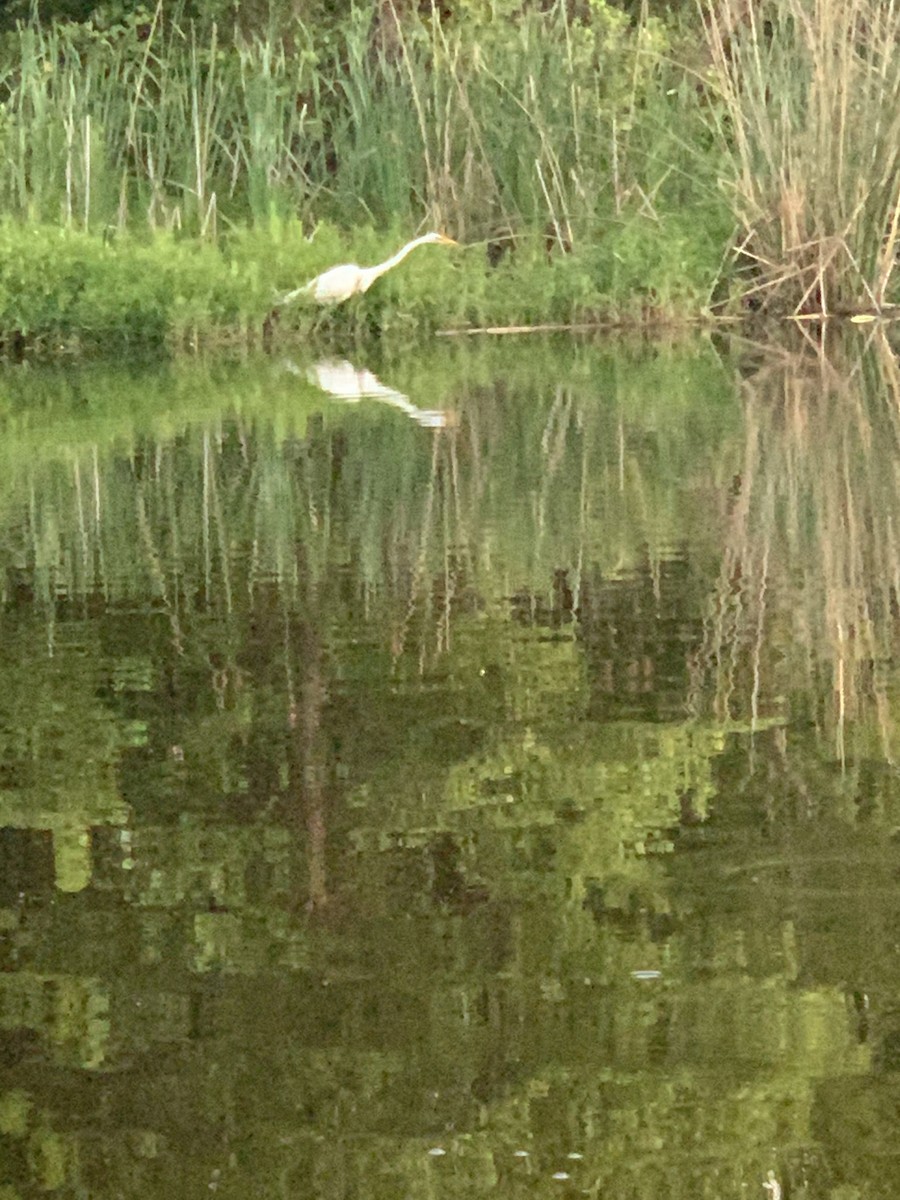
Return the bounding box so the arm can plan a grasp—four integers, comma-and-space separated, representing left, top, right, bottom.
0, 1, 734, 349
0, 0, 897, 351
0, 212, 730, 352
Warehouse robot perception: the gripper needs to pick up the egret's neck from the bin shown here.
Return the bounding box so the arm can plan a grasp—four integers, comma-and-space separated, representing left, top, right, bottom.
358, 236, 434, 292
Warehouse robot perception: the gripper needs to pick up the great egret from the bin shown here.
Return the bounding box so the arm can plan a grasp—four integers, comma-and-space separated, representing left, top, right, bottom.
277, 231, 458, 306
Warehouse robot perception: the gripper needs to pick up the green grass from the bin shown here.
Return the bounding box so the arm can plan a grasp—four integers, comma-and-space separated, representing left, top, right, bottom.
12, 0, 900, 344
0, 0, 735, 349
0, 208, 732, 352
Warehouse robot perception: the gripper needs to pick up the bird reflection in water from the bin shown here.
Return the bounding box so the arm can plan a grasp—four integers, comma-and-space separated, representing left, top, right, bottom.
289, 358, 456, 429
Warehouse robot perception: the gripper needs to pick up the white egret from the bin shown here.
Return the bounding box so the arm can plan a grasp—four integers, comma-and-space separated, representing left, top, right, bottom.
277, 231, 458, 306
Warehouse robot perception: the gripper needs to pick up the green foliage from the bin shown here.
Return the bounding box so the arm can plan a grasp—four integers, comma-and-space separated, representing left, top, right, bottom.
0, 222, 250, 346
0, 0, 741, 339
0, 213, 731, 349
0, 1, 729, 316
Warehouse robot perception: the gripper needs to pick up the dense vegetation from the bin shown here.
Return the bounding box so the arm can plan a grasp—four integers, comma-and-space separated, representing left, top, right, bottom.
0, 0, 898, 350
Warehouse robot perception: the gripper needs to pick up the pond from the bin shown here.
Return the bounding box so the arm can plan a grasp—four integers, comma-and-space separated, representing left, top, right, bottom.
1, 331, 900, 1199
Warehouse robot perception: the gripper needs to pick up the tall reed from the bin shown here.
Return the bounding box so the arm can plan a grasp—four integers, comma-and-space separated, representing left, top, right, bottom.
702, 0, 900, 314
0, 1, 723, 256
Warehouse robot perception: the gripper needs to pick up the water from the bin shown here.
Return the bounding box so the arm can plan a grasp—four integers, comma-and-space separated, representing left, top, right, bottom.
1, 332, 899, 1198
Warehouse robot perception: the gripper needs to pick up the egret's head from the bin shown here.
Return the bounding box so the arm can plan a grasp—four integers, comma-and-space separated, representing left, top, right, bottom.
422, 231, 459, 246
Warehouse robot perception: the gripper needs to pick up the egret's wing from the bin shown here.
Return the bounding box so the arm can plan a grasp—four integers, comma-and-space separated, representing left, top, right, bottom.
307, 359, 365, 399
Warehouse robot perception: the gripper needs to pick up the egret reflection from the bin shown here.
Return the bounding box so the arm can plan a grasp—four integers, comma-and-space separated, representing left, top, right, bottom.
296, 358, 455, 428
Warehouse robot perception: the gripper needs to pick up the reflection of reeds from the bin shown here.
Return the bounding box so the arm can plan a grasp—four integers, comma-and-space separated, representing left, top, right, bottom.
695, 331, 900, 760
0, 345, 733, 676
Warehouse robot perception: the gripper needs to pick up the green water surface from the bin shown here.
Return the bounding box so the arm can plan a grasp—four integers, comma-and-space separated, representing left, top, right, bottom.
1, 334, 898, 1199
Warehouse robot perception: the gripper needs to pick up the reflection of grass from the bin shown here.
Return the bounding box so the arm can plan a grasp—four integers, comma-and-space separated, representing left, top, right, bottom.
696, 331, 900, 759
0, 343, 736, 647
0, 355, 320, 470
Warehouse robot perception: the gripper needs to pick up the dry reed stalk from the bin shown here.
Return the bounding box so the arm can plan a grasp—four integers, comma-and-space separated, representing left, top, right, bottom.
702, 0, 900, 314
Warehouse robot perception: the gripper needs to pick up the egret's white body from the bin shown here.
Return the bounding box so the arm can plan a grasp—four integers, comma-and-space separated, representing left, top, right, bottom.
278, 232, 458, 306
